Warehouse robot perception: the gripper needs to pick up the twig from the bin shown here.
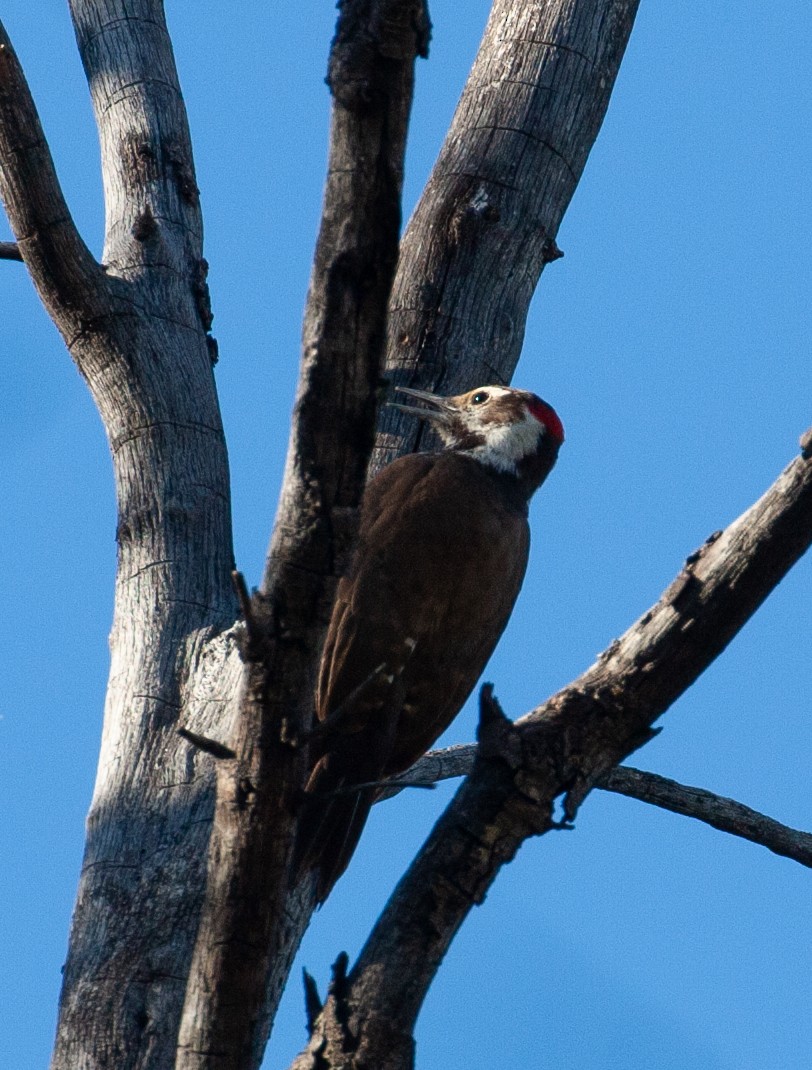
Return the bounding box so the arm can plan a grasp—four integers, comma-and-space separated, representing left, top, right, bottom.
178, 727, 236, 761
231, 569, 254, 626
602, 766, 812, 868
230, 569, 266, 661
388, 745, 812, 867
332, 778, 435, 795
379, 744, 475, 798
0, 240, 22, 260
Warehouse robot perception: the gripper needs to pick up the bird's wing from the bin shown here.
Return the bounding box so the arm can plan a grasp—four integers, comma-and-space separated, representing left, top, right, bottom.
315, 453, 437, 728
318, 452, 530, 768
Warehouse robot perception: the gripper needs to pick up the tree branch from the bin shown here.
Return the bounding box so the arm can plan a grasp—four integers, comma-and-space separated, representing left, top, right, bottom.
601, 766, 812, 868
294, 431, 812, 1069
387, 749, 812, 868
0, 238, 21, 259
69, 0, 205, 277
48, 7, 237, 1070
0, 20, 104, 322
176, 5, 430, 1069
372, 0, 642, 474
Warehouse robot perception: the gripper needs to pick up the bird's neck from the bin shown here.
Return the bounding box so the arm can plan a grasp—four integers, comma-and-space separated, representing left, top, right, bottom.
451, 434, 560, 502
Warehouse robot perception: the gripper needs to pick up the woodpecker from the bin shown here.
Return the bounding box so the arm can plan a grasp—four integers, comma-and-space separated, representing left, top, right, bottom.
296, 384, 564, 900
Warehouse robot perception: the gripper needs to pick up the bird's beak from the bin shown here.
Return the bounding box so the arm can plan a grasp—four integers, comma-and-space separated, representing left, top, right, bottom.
387, 386, 456, 427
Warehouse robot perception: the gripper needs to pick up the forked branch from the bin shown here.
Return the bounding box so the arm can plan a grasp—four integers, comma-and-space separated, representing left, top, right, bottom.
294, 431, 812, 1069
0, 21, 103, 322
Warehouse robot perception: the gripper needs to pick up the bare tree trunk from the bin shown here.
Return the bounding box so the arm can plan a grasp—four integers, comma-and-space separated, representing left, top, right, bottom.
2, 4, 237, 1067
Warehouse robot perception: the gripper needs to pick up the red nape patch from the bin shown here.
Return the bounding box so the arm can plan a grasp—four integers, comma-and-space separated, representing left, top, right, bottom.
527, 395, 564, 443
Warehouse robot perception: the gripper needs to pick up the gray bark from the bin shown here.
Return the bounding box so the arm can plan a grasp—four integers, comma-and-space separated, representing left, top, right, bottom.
600, 766, 812, 868
373, 0, 641, 471
3, 5, 238, 1068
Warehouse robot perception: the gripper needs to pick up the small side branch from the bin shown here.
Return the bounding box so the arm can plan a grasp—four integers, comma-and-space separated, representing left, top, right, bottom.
0, 239, 21, 260
602, 766, 812, 868
178, 728, 236, 762
394, 746, 812, 867
0, 21, 103, 320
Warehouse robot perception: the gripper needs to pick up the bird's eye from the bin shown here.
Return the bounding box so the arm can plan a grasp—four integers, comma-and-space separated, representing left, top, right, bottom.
471, 391, 489, 405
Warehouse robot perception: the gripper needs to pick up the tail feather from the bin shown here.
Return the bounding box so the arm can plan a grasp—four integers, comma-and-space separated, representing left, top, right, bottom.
296, 658, 410, 901
294, 756, 377, 902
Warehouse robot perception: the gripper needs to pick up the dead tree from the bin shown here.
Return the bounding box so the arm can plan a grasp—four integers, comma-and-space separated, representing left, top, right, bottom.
0, 3, 809, 1070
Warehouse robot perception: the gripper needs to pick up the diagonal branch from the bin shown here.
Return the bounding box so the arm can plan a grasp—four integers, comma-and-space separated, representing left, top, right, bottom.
0, 21, 104, 322
176, 5, 430, 1069
388, 749, 812, 868
293, 430, 812, 1069
601, 766, 812, 868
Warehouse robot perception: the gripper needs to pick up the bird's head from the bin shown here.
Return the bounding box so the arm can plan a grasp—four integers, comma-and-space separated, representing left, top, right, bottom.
390, 384, 564, 493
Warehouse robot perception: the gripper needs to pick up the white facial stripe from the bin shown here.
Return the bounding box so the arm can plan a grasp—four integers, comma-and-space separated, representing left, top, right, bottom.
459, 408, 542, 473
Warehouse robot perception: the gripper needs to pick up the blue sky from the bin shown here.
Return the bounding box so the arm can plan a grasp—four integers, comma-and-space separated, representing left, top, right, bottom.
1, 2, 810, 1068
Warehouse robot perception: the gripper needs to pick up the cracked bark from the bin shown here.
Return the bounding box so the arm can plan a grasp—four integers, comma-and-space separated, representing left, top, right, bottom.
2, 6, 236, 1070
1, 1, 645, 1066
12, 1, 794, 1069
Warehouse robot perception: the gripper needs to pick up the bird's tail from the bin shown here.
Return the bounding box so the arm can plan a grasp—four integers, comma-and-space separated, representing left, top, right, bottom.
293, 755, 378, 902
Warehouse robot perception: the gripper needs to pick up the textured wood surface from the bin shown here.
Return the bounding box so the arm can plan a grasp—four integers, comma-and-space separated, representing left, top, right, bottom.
373, 0, 641, 473
176, 3, 429, 1068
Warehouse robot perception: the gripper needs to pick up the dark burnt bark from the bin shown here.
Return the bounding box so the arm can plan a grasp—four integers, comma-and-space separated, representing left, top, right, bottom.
175, 5, 430, 1069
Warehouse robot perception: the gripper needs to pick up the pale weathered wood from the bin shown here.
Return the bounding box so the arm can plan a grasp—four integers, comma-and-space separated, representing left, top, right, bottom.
178, 3, 646, 1065
10, 2, 802, 1069
294, 435, 812, 1069
373, 0, 641, 473
601, 767, 812, 867
0, 5, 243, 1070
